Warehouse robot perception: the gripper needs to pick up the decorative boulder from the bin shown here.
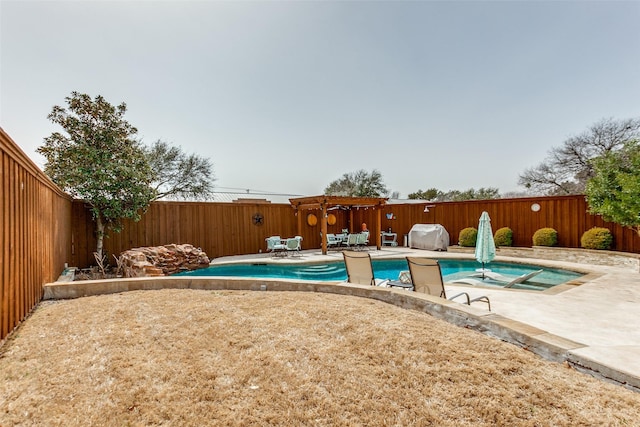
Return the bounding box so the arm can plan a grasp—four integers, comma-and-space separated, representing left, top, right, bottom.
119, 244, 210, 277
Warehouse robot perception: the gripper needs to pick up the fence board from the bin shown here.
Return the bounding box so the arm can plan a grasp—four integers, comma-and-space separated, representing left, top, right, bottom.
0, 128, 72, 342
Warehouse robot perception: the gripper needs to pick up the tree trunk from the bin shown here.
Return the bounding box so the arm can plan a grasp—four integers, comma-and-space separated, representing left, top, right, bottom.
96, 215, 105, 261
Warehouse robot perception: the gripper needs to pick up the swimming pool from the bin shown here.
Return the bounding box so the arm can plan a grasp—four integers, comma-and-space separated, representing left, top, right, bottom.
174, 259, 583, 291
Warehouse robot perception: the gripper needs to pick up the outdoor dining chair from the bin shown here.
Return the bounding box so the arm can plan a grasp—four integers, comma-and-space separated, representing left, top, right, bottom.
325, 233, 341, 249
285, 236, 302, 256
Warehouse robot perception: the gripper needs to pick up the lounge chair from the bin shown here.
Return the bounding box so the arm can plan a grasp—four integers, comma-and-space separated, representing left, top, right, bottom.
384, 269, 414, 290
406, 257, 491, 311
452, 269, 543, 288
342, 251, 389, 287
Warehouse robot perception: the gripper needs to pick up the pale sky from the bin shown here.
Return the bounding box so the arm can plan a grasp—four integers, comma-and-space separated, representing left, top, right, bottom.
2, 0, 639, 198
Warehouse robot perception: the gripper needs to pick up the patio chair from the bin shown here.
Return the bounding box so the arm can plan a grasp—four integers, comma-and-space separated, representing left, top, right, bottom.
325, 233, 341, 249
344, 233, 359, 249
451, 269, 543, 288
355, 232, 369, 250
270, 237, 287, 257
406, 257, 491, 311
265, 236, 281, 252
342, 251, 389, 287
285, 236, 303, 256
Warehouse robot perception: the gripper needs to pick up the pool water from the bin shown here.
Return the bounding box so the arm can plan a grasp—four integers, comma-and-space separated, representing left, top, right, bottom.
174, 259, 583, 291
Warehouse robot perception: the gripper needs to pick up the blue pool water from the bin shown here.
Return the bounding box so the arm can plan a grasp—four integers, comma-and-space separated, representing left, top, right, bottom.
174, 259, 583, 291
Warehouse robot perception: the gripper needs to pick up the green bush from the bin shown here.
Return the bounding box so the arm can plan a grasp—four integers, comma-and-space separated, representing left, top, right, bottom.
580, 227, 613, 250
532, 228, 558, 246
493, 227, 513, 247
458, 227, 478, 247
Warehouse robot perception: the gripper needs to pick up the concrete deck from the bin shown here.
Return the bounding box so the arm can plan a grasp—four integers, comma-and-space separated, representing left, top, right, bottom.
44, 247, 640, 391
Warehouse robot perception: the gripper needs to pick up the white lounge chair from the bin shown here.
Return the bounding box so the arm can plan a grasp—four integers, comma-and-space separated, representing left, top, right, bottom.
452, 269, 543, 288
385, 269, 414, 290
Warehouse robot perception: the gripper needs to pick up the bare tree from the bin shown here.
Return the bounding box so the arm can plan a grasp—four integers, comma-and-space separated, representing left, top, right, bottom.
519, 117, 640, 195
144, 140, 215, 201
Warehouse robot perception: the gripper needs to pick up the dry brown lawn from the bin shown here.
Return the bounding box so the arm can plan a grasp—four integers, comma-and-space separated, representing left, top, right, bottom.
0, 289, 638, 426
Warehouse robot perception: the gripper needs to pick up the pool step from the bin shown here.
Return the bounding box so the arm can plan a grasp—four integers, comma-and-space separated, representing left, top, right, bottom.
296, 264, 345, 279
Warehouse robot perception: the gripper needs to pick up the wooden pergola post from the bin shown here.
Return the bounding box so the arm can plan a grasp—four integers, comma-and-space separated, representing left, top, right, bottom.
349, 209, 354, 234
321, 203, 328, 255
375, 206, 382, 250
296, 207, 303, 238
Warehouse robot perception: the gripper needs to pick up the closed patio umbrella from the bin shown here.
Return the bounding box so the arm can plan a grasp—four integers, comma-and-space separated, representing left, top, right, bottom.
475, 211, 496, 279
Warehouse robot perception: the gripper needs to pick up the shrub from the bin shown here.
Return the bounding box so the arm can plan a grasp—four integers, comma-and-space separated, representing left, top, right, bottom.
532, 228, 558, 246
493, 227, 513, 247
458, 227, 478, 247
580, 227, 613, 250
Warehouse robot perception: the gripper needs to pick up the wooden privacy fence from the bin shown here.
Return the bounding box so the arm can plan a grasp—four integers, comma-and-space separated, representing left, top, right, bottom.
370, 196, 640, 253
71, 201, 300, 268
0, 128, 72, 342
72, 195, 640, 269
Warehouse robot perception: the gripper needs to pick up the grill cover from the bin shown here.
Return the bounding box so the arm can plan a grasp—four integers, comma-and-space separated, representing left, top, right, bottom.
408, 224, 449, 251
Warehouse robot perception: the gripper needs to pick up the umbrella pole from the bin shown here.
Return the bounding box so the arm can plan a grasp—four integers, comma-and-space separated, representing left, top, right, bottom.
482, 262, 485, 279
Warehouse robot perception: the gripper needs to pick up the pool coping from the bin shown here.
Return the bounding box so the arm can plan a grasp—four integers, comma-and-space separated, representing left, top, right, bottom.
204, 249, 601, 295
43, 273, 639, 392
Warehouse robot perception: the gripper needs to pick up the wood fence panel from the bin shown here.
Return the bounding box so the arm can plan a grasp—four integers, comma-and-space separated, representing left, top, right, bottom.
0, 129, 72, 342
72, 201, 301, 266
68, 194, 640, 270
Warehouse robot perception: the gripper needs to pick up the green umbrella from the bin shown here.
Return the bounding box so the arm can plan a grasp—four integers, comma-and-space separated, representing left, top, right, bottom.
475, 211, 496, 279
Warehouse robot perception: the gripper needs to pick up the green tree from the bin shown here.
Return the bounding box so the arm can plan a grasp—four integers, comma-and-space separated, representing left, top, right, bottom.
144, 139, 215, 200
324, 169, 388, 197
448, 187, 500, 201
586, 142, 640, 235
519, 117, 640, 195
409, 187, 500, 201
408, 188, 440, 200
37, 92, 156, 259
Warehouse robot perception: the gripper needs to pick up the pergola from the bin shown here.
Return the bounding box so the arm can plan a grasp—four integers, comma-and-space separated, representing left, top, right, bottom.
289, 195, 388, 254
